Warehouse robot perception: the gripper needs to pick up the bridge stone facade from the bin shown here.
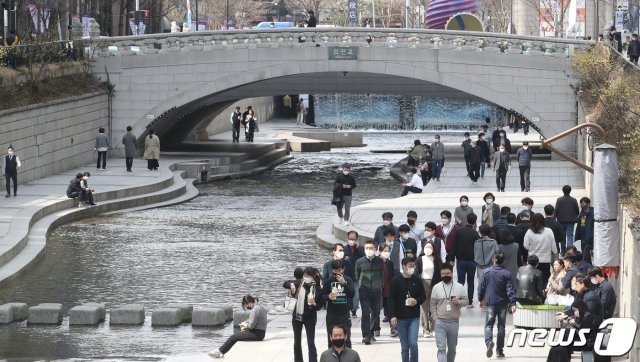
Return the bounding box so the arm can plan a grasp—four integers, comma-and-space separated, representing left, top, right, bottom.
92, 29, 593, 155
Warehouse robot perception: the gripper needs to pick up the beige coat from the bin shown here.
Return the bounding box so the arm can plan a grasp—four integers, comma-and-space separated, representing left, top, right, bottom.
143, 135, 160, 160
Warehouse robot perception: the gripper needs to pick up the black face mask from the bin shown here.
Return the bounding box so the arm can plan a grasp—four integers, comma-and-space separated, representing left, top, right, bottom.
441, 276, 452, 283
407, 219, 416, 225
332, 338, 345, 348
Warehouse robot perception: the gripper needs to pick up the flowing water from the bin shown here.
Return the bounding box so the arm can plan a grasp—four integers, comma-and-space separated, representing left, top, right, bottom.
0, 132, 450, 360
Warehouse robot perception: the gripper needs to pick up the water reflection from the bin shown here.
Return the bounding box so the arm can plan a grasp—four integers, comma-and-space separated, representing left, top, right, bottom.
0, 134, 407, 359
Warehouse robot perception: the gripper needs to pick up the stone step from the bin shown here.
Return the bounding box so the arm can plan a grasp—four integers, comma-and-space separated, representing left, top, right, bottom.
208, 148, 291, 179
0, 171, 194, 287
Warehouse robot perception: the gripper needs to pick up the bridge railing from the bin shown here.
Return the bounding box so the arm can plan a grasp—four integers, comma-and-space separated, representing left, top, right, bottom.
95, 28, 594, 58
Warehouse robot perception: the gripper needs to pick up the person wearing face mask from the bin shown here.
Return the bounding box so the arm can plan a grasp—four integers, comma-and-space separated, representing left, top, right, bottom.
334, 163, 356, 226
435, 210, 458, 258
461, 132, 472, 176
319, 324, 362, 362
555, 300, 602, 358
430, 262, 469, 362
321, 260, 355, 349
468, 141, 482, 183
492, 124, 504, 152
422, 222, 446, 263
389, 257, 425, 362
448, 213, 479, 307
384, 229, 402, 284
415, 240, 442, 338
208, 294, 267, 359
406, 210, 424, 242
587, 266, 616, 319
574, 197, 594, 264
322, 244, 351, 281
373, 212, 399, 246
516, 197, 534, 224
401, 168, 423, 197
476, 132, 491, 179
481, 192, 501, 226
3, 146, 21, 198
454, 195, 474, 227
379, 244, 398, 337
79, 172, 97, 206
355, 240, 384, 345
343, 231, 364, 317
516, 141, 533, 192
291, 267, 323, 362
477, 251, 516, 359
430, 134, 444, 181
397, 224, 418, 273
492, 144, 510, 192
570, 274, 603, 319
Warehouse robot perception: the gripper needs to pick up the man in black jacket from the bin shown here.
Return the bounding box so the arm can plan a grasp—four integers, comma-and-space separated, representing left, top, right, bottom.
628, 33, 640, 64
230, 106, 242, 143
334, 163, 356, 225
66, 173, 85, 207
543, 204, 565, 255
389, 257, 426, 362
572, 274, 603, 319
561, 255, 582, 291
355, 240, 384, 344
587, 266, 617, 319
373, 212, 399, 245
555, 185, 580, 250
344, 231, 364, 317
516, 255, 545, 305
448, 213, 479, 306
322, 260, 356, 348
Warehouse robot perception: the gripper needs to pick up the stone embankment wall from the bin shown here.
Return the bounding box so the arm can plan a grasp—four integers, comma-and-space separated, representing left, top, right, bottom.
0, 92, 109, 184
617, 207, 640, 362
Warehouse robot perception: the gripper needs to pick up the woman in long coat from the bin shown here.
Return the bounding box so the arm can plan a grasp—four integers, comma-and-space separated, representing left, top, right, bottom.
143, 129, 161, 171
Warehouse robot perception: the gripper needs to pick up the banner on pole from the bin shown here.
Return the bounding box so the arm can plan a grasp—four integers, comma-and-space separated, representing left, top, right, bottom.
348, 0, 358, 27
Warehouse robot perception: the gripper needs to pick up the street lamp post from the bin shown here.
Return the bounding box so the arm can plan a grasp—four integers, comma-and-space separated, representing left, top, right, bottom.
372, 0, 376, 27
195, 0, 199, 31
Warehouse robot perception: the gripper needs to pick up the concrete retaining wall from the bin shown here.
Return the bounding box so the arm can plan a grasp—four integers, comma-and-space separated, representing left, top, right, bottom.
0, 92, 109, 185
617, 206, 640, 362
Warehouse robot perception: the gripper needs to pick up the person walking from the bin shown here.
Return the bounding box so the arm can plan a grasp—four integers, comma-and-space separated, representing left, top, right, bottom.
516, 141, 532, 192
575, 197, 595, 264
492, 144, 510, 192
246, 110, 257, 142
448, 213, 479, 307
95, 127, 109, 171
415, 240, 442, 338
454, 195, 474, 226
492, 124, 504, 152
461, 132, 472, 176
497, 228, 521, 288
242, 106, 252, 140
374, 212, 399, 245
555, 185, 580, 249
474, 224, 500, 279
430, 135, 444, 181
230, 106, 242, 143
627, 33, 640, 64
435, 211, 457, 258
292, 267, 322, 362
422, 221, 446, 265
208, 295, 267, 359
477, 132, 491, 179
478, 251, 517, 359
344, 231, 364, 317
523, 213, 558, 285
319, 325, 362, 362
468, 141, 482, 183
321, 260, 355, 349
481, 192, 501, 226
297, 99, 306, 125
431, 263, 469, 362
334, 164, 356, 225
379, 243, 398, 337
3, 146, 21, 197
544, 204, 566, 256
355, 240, 384, 345
406, 210, 424, 242
389, 257, 425, 362
143, 129, 161, 171
122, 126, 137, 172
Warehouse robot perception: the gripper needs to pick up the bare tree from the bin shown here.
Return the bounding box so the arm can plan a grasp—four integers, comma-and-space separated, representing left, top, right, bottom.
479, 0, 511, 33
377, 0, 404, 27
288, 0, 325, 18
522, 0, 570, 37
197, 0, 267, 29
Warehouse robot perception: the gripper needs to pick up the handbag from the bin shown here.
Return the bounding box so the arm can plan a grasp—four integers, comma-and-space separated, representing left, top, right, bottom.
284, 293, 297, 312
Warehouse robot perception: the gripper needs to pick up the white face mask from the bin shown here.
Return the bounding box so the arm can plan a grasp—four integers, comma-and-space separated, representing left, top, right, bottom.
486, 199, 493, 205
424, 247, 433, 256
441, 218, 449, 225
574, 310, 580, 318
460, 201, 468, 207
336, 251, 344, 259
386, 240, 394, 246
401, 233, 409, 240
407, 267, 416, 275
499, 148, 505, 152
523, 146, 528, 150
590, 278, 598, 285
426, 230, 434, 238
83, 176, 89, 180
365, 249, 375, 257
343, 170, 349, 175
347, 239, 355, 246
381, 251, 391, 259
522, 206, 529, 211
7, 151, 13, 155
303, 277, 314, 284
383, 220, 391, 226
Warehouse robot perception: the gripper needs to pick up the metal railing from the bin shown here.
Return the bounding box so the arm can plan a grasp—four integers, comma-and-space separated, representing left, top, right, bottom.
94, 28, 595, 58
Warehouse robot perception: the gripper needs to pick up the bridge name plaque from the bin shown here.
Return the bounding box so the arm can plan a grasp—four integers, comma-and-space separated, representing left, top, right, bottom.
329, 47, 358, 60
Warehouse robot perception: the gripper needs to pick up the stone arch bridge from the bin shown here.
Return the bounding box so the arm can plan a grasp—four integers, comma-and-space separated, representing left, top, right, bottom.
92, 28, 593, 154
